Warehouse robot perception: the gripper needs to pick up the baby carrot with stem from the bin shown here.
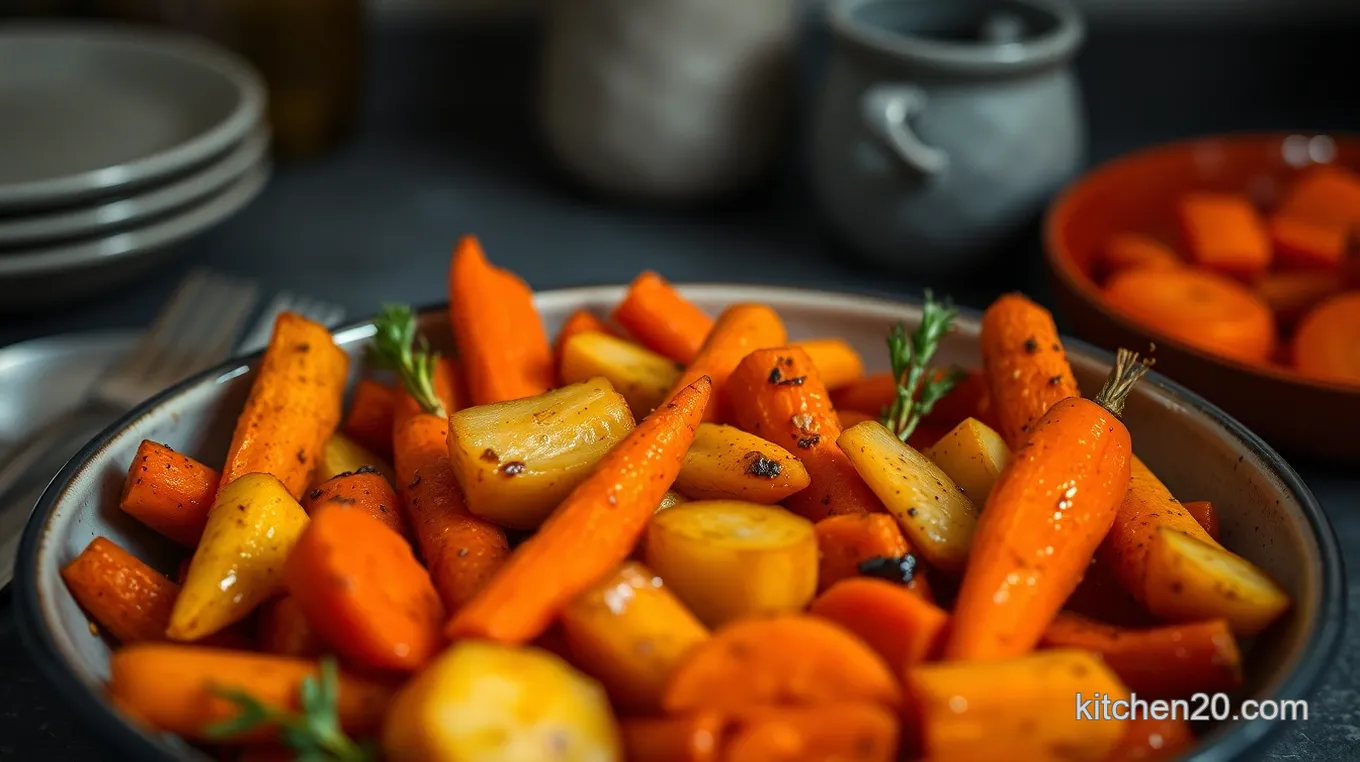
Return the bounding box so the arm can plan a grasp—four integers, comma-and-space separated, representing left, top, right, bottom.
945, 348, 1152, 661
611, 270, 715, 364
446, 375, 712, 645
666, 303, 786, 422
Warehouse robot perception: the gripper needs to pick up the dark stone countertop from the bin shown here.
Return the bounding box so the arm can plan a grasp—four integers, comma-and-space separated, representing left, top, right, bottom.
0, 18, 1356, 761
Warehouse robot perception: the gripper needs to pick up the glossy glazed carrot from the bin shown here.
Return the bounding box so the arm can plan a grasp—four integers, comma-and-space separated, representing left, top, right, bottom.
1178, 192, 1272, 278
726, 347, 883, 521
611, 270, 714, 364
257, 596, 324, 658
945, 351, 1147, 660
61, 537, 180, 644
446, 376, 711, 644
304, 467, 409, 539
619, 714, 726, 762
723, 704, 899, 762
1292, 292, 1360, 385
1182, 500, 1220, 541
218, 312, 350, 499
448, 235, 554, 406
666, 304, 786, 422
118, 440, 218, 547
342, 380, 398, 458
813, 513, 930, 598
810, 578, 948, 670
1268, 213, 1349, 269
790, 338, 864, 390
979, 294, 1082, 448
1104, 268, 1277, 365
1100, 233, 1182, 277
1106, 716, 1195, 762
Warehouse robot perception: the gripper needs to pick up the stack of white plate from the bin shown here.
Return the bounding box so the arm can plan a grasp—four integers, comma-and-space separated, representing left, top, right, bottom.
0, 22, 270, 310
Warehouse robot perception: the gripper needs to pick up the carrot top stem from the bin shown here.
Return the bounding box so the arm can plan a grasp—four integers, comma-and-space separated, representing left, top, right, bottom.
883, 291, 966, 442
1093, 348, 1155, 418
369, 305, 447, 419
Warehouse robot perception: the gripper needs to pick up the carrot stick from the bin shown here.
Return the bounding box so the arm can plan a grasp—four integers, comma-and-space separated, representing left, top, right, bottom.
304, 467, 409, 539
1105, 267, 1278, 365
555, 309, 616, 365
342, 380, 398, 459
666, 304, 786, 422
907, 650, 1129, 762
723, 703, 900, 762
611, 271, 715, 364
727, 347, 884, 521
448, 235, 554, 406
1178, 192, 1273, 278
837, 409, 876, 429
1181, 500, 1220, 541
790, 338, 864, 390
257, 596, 324, 658
662, 614, 901, 715
109, 644, 395, 741
392, 356, 463, 426
620, 714, 726, 762
1292, 292, 1360, 384
393, 413, 510, 613
1100, 233, 1182, 278
945, 350, 1149, 661
1039, 612, 1242, 700
218, 312, 350, 499
446, 376, 712, 644
119, 440, 219, 547
285, 507, 445, 673
1106, 716, 1195, 762
813, 513, 930, 597
810, 578, 948, 670
980, 294, 1082, 448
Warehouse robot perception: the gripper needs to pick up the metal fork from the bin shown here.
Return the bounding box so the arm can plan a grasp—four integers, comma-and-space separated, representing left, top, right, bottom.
235, 291, 347, 356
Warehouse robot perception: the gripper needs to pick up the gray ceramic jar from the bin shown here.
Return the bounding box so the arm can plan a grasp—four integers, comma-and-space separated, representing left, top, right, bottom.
810, 0, 1086, 276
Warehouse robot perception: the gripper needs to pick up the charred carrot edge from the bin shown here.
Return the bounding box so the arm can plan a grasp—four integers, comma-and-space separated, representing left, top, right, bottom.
119, 440, 219, 547
979, 293, 1081, 448
446, 377, 711, 644
813, 513, 931, 598
342, 380, 398, 459
448, 236, 554, 406
611, 271, 715, 364
665, 304, 786, 422
304, 468, 410, 540
810, 577, 948, 670
726, 347, 883, 521
218, 312, 350, 499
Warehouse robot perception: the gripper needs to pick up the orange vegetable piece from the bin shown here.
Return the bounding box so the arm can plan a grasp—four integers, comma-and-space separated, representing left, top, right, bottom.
662, 614, 901, 715
723, 704, 899, 762
813, 513, 931, 598
979, 294, 1082, 448
118, 440, 218, 547
1178, 192, 1272, 278
790, 338, 864, 390
257, 596, 324, 658
1104, 267, 1277, 364
392, 356, 463, 425
1269, 213, 1350, 270
1254, 270, 1344, 325
286, 506, 445, 673
831, 372, 896, 417
726, 347, 884, 521
836, 409, 876, 429
342, 380, 398, 458
554, 309, 617, 371
1106, 716, 1195, 762
61, 537, 180, 644
619, 714, 726, 762
1277, 165, 1360, 226
832, 369, 996, 432
1292, 292, 1360, 384
611, 271, 715, 364
1062, 557, 1154, 629
810, 578, 948, 670
1101, 233, 1181, 277
666, 304, 786, 422
1181, 500, 1220, 541
304, 467, 409, 539
448, 235, 554, 406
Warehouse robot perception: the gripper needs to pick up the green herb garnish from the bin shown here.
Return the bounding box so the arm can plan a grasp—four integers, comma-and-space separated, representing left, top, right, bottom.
369, 304, 446, 418
881, 291, 967, 442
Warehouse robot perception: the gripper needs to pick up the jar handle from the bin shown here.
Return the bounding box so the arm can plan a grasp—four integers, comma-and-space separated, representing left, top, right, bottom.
861, 84, 949, 175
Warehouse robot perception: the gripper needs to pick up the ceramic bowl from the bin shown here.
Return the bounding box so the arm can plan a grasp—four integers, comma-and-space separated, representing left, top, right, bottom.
15, 286, 1345, 762
1045, 132, 1360, 465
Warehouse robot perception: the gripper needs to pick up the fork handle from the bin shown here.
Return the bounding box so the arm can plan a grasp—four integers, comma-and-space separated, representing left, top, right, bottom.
0, 400, 126, 525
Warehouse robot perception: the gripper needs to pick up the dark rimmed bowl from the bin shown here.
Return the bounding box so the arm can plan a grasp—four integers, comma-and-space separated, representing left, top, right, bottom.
15, 286, 1345, 761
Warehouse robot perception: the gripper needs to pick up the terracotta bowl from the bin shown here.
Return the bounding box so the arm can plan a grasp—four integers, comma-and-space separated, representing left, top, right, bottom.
1045, 132, 1360, 465
15, 286, 1346, 761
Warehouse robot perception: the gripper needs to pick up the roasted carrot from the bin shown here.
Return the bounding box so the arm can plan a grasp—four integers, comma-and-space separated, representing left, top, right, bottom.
1106, 716, 1195, 762
979, 294, 1082, 448
837, 409, 876, 429
727, 347, 884, 521
1277, 164, 1360, 226
1104, 268, 1277, 365
109, 645, 395, 742
620, 714, 726, 762
1182, 500, 1220, 541
391, 357, 462, 425
945, 350, 1149, 661
448, 235, 554, 406
1100, 233, 1182, 278
1178, 192, 1272, 278
813, 513, 932, 598
1254, 270, 1344, 325
1292, 292, 1360, 385
286, 507, 445, 673
446, 376, 711, 644
393, 413, 510, 612
810, 578, 948, 670
1269, 213, 1349, 270
1039, 612, 1242, 700
831, 369, 993, 431
907, 650, 1129, 762
257, 596, 324, 658
723, 704, 899, 762
611, 270, 715, 364
921, 369, 1001, 433
342, 380, 398, 458
831, 372, 896, 417
61, 537, 180, 644
666, 304, 786, 422
791, 338, 864, 390
663, 614, 901, 715
1062, 557, 1153, 629
118, 440, 218, 547
555, 309, 616, 364
218, 312, 350, 499
304, 467, 409, 539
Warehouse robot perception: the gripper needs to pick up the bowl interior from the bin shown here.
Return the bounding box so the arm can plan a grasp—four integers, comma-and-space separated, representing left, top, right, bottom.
21, 285, 1341, 760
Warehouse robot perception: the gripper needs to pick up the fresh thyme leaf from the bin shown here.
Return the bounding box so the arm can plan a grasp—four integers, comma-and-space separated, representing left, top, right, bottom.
369, 304, 446, 418
881, 291, 967, 442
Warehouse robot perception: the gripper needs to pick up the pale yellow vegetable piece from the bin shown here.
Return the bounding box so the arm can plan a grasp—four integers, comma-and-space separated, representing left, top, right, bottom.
837, 421, 977, 575
645, 500, 818, 627
1143, 527, 1291, 637
166, 473, 309, 641
673, 423, 811, 503
657, 490, 689, 512
923, 417, 1010, 505
560, 562, 710, 712
448, 378, 635, 530
560, 331, 681, 419
313, 431, 396, 487
383, 641, 621, 762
